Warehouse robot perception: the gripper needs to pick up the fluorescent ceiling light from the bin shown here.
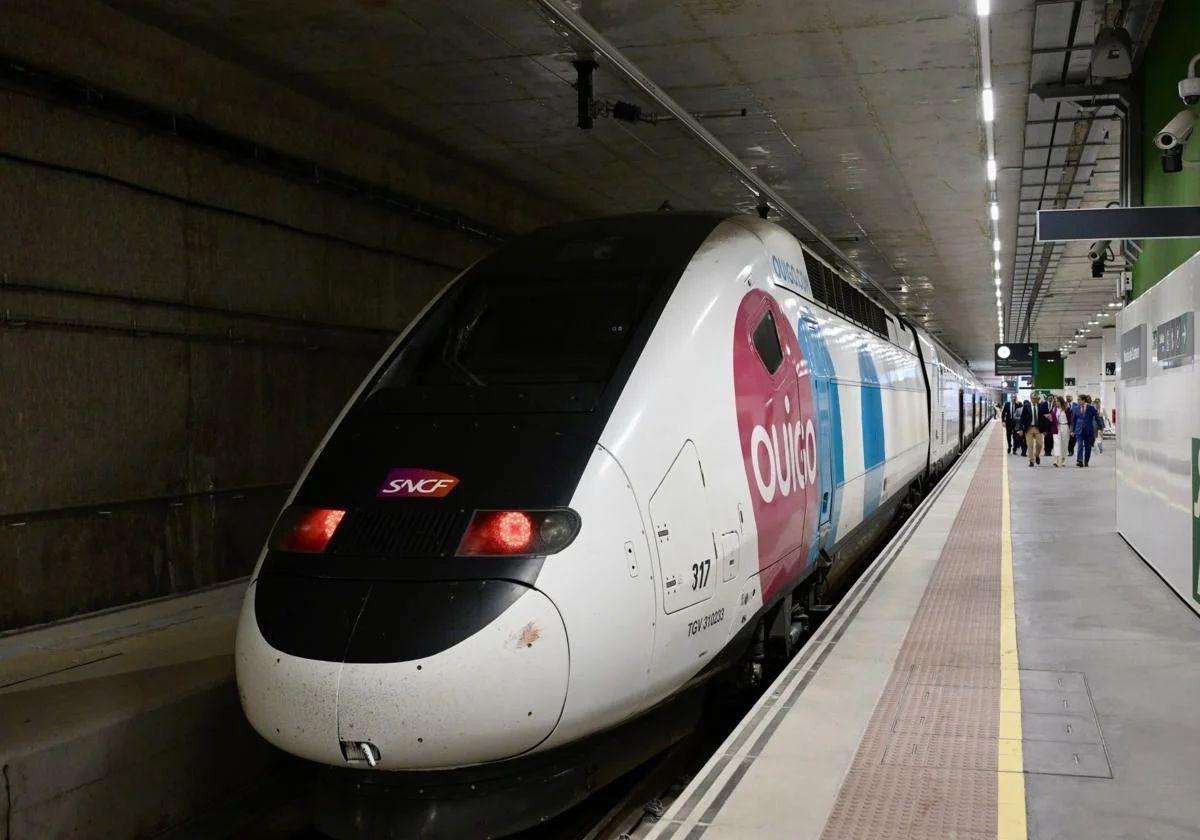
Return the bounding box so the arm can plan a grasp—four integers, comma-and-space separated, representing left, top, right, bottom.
977, 0, 990, 14
982, 89, 995, 122
989, 201, 1000, 221
993, 238, 1002, 252
994, 257, 1001, 271
987, 158, 997, 181
994, 276, 1002, 286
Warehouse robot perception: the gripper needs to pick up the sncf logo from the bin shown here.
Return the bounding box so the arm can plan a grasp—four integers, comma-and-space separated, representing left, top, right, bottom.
378, 468, 459, 498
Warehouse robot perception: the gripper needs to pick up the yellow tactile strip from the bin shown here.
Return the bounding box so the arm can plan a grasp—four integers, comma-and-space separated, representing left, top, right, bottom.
821, 433, 1013, 840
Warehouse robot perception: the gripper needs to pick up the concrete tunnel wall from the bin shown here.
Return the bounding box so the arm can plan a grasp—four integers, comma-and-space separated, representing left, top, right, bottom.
0, 0, 569, 631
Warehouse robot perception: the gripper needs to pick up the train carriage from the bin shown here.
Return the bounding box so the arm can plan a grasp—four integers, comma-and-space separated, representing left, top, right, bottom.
235, 213, 988, 838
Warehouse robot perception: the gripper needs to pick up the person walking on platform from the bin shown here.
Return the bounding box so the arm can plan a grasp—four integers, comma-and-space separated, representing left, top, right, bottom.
1017, 397, 1032, 457
1075, 395, 1099, 467
1094, 399, 1106, 455
1065, 395, 1077, 456
1022, 397, 1040, 465
1053, 396, 1069, 467
1001, 398, 1016, 453
1038, 394, 1054, 458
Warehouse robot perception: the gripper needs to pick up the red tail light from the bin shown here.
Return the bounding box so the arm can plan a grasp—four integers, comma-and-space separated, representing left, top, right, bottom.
457, 509, 581, 557
270, 507, 345, 553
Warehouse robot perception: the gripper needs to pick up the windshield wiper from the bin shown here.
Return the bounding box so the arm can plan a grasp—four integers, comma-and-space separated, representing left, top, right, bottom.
441, 322, 485, 386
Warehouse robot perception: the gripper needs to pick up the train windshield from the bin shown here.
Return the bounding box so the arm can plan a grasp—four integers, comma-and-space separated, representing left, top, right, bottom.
398, 271, 658, 387
361, 216, 726, 414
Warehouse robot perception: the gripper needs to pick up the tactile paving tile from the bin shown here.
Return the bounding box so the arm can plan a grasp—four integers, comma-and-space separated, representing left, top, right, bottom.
822, 436, 1005, 840
891, 685, 1000, 741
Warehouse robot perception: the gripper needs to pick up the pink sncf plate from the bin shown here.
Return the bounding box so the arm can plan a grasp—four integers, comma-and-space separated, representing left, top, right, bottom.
378, 468, 460, 498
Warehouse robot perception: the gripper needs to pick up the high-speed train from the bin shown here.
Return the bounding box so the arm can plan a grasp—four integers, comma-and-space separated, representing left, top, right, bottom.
235, 213, 990, 838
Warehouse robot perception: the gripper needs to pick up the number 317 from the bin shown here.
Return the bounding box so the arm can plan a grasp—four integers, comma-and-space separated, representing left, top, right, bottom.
691, 559, 711, 590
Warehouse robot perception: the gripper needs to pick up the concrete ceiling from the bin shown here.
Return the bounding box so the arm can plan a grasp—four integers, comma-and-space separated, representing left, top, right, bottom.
102, 0, 1042, 366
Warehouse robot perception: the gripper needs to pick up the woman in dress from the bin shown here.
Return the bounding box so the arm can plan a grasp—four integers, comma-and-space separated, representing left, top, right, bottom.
1054, 396, 1070, 467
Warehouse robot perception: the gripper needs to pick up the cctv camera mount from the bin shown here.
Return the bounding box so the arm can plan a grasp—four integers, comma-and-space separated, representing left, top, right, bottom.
1156, 109, 1197, 151
1087, 240, 1112, 262
1092, 26, 1133, 80
1180, 52, 1200, 106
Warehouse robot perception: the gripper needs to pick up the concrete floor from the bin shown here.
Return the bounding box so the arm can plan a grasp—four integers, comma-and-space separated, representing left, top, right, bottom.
1009, 438, 1200, 839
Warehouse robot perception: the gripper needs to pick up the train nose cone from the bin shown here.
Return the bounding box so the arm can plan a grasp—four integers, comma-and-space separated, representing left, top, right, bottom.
335, 584, 568, 769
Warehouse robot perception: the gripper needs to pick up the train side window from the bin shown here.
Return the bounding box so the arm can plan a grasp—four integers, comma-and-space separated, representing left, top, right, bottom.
752, 311, 784, 374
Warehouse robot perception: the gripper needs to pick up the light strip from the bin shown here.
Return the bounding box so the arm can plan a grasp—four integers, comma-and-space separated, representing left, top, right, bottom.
979, 4, 1002, 347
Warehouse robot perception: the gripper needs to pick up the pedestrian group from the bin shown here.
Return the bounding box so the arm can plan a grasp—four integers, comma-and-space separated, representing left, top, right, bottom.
1000, 393, 1106, 467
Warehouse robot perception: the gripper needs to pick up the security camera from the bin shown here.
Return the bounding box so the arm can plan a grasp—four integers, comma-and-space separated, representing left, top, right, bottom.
1089, 240, 1111, 278
1155, 109, 1195, 174
1155, 109, 1196, 151
1180, 52, 1200, 106
1087, 240, 1111, 262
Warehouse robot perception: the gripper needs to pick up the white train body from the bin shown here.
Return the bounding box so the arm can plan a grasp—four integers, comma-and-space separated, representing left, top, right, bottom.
234, 214, 988, 836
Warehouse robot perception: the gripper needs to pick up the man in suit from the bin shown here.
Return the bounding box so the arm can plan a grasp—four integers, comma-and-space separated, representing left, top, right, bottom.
1036, 393, 1054, 457
1075, 395, 1099, 467
1020, 397, 1039, 464
1065, 395, 1077, 456
1001, 398, 1016, 453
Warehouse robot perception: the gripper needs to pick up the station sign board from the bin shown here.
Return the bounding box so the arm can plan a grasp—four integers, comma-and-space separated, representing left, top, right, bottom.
994, 343, 1036, 376
1120, 324, 1146, 379
1064, 376, 1076, 386
1155, 312, 1193, 369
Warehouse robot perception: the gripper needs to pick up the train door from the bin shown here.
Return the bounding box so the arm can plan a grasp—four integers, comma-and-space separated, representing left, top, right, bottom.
934, 364, 946, 456
799, 313, 837, 545
649, 441, 717, 615
958, 389, 965, 450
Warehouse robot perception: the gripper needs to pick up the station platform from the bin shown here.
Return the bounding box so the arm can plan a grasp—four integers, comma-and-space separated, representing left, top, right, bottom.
647, 423, 1200, 840
0, 580, 281, 838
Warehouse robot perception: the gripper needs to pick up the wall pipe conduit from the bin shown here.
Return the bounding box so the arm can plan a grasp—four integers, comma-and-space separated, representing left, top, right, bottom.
0, 57, 508, 244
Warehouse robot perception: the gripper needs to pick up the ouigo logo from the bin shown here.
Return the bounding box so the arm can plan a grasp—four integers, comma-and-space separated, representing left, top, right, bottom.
378, 468, 459, 498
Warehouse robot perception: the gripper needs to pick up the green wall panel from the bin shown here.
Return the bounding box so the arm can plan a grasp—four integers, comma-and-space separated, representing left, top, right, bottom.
1133, 0, 1200, 298
1036, 355, 1065, 391
1034, 353, 1064, 389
